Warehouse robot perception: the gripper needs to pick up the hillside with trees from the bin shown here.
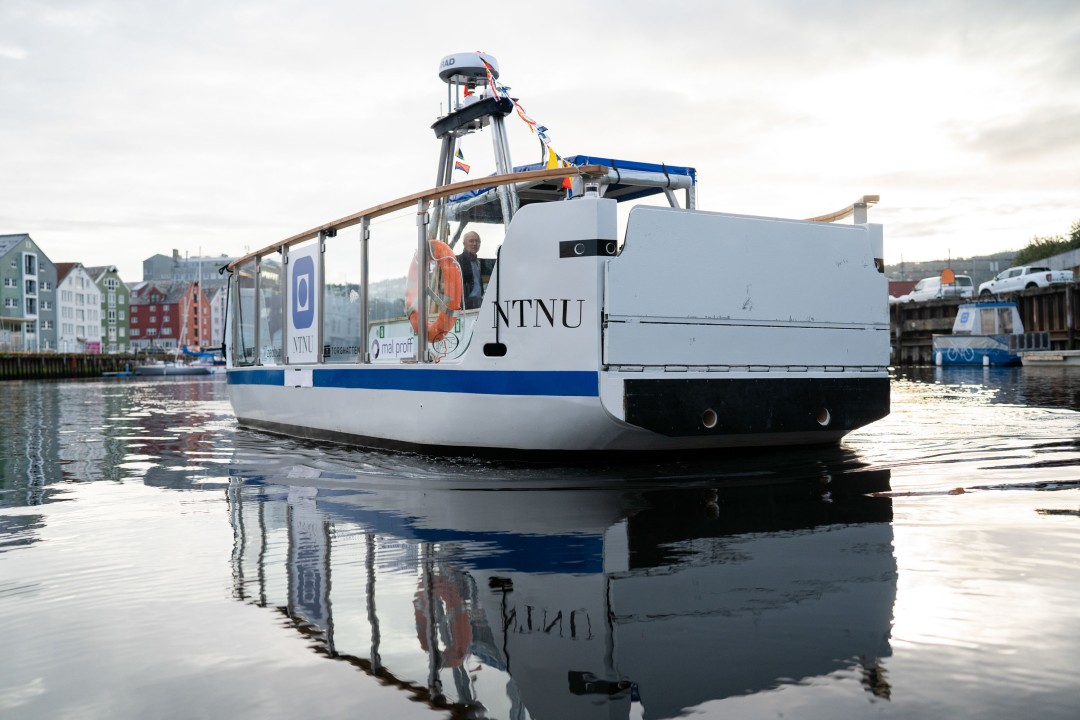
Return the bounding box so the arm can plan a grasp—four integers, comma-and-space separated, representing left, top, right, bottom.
1013, 219, 1080, 266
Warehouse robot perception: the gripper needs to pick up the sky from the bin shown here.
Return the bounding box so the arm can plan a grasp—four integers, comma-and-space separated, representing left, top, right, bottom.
2, 0, 1078, 282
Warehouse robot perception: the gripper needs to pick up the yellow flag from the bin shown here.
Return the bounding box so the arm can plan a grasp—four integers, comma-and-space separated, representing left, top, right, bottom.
546, 147, 559, 169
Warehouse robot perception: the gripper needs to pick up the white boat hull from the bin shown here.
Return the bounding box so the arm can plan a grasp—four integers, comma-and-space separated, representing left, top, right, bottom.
136, 363, 211, 376
227, 366, 887, 454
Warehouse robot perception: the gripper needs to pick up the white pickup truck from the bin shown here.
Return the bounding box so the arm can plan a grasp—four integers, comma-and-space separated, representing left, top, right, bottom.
978, 265, 1072, 296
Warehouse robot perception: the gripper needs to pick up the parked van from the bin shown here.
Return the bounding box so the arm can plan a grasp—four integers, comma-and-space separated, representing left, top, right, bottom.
897, 275, 974, 303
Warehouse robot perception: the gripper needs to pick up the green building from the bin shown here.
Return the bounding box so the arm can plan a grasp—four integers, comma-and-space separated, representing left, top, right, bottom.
0, 233, 58, 352
86, 265, 131, 353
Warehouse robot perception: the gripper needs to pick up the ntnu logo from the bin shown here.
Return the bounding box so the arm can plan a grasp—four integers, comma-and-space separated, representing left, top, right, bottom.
292, 256, 315, 329
494, 299, 585, 329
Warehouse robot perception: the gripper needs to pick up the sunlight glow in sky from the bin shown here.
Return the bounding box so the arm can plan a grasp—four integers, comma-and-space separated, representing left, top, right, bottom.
1, 0, 1078, 280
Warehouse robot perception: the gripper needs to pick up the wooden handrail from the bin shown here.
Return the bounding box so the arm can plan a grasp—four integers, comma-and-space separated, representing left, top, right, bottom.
227, 165, 609, 270
805, 195, 880, 223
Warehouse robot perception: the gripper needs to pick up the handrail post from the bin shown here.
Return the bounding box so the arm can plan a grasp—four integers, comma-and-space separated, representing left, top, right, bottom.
318, 229, 334, 363
280, 244, 288, 365
358, 217, 370, 363
254, 256, 261, 366
416, 199, 430, 363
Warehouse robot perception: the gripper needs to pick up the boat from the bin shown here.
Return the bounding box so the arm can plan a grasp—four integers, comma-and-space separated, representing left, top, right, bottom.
135, 348, 221, 376
221, 52, 890, 455
932, 302, 1024, 366
180, 344, 226, 374
134, 361, 211, 376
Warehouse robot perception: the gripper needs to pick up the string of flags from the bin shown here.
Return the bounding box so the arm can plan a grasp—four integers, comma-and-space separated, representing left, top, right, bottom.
454, 148, 470, 174
478, 53, 574, 189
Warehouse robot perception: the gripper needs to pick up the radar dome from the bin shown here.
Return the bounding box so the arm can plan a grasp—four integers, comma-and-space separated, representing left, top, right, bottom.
438, 52, 499, 84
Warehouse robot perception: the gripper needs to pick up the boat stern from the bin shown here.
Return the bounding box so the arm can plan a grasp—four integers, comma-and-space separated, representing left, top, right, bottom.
598, 205, 891, 445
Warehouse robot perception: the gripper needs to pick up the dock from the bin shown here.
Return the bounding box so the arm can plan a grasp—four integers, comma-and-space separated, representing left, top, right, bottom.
891, 283, 1079, 364
0, 353, 139, 380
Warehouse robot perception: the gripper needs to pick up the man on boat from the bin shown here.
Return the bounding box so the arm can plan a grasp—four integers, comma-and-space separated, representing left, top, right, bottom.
457, 231, 483, 310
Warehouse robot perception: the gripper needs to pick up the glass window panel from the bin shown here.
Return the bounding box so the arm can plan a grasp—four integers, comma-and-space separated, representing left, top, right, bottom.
361, 194, 504, 364
235, 260, 257, 366
323, 232, 363, 363
367, 209, 421, 363
998, 308, 1013, 334
259, 256, 283, 365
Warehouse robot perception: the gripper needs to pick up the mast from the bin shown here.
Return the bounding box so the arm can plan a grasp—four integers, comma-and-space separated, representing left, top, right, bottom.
432, 52, 517, 228
196, 247, 202, 351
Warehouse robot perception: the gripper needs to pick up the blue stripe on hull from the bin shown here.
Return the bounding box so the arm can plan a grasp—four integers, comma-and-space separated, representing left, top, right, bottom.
228, 369, 285, 385
227, 366, 599, 397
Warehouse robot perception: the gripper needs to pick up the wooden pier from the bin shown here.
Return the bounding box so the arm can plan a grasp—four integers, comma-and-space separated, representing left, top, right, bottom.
891, 283, 1079, 364
0, 353, 139, 381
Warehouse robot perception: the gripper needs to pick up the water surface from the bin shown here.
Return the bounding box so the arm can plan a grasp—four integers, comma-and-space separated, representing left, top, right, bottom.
1, 368, 1078, 719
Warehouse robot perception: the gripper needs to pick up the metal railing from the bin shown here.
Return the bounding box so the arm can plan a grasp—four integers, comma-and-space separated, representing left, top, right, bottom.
226, 165, 609, 273
228, 165, 609, 367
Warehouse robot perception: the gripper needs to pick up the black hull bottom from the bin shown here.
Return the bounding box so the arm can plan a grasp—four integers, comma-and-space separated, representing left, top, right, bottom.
623, 376, 890, 437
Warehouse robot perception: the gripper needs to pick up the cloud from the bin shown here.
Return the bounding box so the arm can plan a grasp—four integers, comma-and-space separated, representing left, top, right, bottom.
1, 0, 1079, 275
0, 44, 28, 60
964, 108, 1080, 163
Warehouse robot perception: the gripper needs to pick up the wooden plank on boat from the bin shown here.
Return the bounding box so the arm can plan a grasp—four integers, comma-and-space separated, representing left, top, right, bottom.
806, 195, 880, 223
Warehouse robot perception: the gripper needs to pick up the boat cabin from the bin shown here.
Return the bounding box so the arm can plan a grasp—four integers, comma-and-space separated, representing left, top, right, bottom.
950, 302, 1023, 337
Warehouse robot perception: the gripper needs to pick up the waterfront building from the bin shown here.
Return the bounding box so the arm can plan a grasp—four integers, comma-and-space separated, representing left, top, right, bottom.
129, 281, 211, 351
325, 282, 362, 354
55, 263, 103, 353
187, 281, 213, 352
207, 286, 227, 352
85, 265, 131, 354
0, 233, 58, 352
142, 249, 236, 294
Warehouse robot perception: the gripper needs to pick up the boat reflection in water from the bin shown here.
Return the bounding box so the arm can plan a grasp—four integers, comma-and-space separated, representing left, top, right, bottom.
226, 451, 895, 719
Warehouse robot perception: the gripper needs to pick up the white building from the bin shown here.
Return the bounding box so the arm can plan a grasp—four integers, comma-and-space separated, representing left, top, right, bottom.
208, 286, 227, 352
56, 263, 102, 353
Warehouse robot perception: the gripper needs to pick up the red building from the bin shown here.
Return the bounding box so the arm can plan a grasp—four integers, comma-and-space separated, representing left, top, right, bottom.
888, 280, 917, 299
129, 281, 212, 351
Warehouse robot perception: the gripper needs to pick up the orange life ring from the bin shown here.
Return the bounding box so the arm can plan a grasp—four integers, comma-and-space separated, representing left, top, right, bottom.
405, 240, 463, 343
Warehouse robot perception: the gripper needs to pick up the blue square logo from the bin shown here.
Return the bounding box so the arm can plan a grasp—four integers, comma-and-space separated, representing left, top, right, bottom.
292, 256, 315, 329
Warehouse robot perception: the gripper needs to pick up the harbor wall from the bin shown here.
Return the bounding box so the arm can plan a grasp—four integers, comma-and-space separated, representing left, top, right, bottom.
0, 353, 138, 381
891, 283, 1079, 365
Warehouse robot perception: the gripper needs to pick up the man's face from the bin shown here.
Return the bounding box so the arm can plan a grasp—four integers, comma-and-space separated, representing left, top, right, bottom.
464, 235, 480, 254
